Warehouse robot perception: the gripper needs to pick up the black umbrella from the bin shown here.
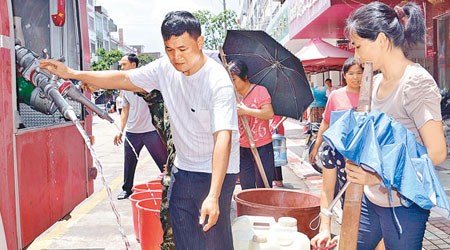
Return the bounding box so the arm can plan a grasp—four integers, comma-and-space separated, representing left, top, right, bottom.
222, 30, 314, 120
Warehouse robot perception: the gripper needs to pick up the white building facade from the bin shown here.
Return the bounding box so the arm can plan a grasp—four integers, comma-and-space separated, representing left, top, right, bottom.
86, 2, 118, 58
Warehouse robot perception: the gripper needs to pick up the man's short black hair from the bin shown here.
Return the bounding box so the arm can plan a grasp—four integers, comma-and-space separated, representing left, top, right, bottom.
127, 53, 139, 67
161, 11, 201, 41
325, 78, 332, 83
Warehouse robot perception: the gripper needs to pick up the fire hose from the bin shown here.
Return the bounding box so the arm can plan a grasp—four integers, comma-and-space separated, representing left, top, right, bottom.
15, 45, 114, 123
15, 45, 132, 249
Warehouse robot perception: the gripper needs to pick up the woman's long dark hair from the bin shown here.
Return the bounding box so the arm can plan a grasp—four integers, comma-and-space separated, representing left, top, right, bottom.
345, 2, 425, 48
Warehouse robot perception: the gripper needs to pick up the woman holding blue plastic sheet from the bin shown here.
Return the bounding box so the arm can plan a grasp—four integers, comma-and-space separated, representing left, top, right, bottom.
337, 2, 447, 250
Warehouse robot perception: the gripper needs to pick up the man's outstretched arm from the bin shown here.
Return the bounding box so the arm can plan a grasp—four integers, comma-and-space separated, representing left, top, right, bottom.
40, 59, 145, 93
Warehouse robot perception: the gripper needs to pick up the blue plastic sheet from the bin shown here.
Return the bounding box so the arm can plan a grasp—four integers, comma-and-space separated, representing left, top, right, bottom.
310, 87, 327, 108
322, 109, 450, 218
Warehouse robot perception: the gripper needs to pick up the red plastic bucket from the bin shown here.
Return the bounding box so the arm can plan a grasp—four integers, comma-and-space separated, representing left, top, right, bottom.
132, 183, 162, 193
129, 191, 162, 241
137, 198, 163, 250
148, 179, 162, 185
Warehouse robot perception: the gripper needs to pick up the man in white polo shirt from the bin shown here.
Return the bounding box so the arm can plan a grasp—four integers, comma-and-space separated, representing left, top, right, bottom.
114, 54, 167, 200
41, 11, 239, 249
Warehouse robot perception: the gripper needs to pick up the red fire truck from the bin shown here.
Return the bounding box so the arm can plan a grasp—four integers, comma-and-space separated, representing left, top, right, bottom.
0, 1, 105, 249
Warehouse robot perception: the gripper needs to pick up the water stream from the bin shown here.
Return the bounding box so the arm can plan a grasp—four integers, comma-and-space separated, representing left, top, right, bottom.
113, 123, 159, 209
74, 120, 131, 250
146, 186, 160, 216
113, 123, 139, 160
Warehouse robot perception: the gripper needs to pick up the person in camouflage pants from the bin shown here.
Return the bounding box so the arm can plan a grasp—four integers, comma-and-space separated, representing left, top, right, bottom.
137, 90, 176, 250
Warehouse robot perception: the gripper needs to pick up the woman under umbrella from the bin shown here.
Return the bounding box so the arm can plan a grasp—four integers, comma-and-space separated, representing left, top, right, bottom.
229, 60, 275, 189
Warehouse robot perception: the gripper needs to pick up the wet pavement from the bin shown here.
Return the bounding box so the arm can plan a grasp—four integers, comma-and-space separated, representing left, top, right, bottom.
26, 115, 450, 249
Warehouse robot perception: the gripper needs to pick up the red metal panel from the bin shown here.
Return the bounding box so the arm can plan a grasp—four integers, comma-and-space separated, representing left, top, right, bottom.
78, 0, 91, 68
78, 0, 94, 194
16, 124, 89, 247
0, 0, 10, 36
0, 46, 18, 250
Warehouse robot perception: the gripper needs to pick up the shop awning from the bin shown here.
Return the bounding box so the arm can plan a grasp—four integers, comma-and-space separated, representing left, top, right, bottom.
288, 0, 405, 40
295, 38, 353, 73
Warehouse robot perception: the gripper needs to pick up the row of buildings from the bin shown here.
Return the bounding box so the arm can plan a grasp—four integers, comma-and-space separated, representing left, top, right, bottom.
239, 0, 450, 90
85, 1, 160, 60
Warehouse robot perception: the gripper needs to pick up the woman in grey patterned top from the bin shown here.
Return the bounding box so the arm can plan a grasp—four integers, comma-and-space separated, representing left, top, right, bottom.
340, 2, 447, 250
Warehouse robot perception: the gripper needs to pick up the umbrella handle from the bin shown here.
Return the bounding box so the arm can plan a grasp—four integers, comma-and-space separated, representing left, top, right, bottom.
321, 181, 350, 217
273, 116, 287, 132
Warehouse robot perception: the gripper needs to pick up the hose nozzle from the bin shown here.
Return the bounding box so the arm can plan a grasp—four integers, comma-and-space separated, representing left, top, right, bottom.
59, 81, 114, 123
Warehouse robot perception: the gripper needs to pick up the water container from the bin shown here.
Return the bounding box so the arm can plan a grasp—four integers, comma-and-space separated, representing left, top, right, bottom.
273, 232, 310, 250
233, 216, 276, 249
235, 189, 320, 239
232, 215, 310, 250
274, 217, 298, 233
233, 215, 276, 231
249, 233, 310, 250
148, 179, 162, 185
272, 133, 287, 166
132, 182, 162, 193
129, 191, 162, 241
249, 234, 278, 250
137, 198, 163, 250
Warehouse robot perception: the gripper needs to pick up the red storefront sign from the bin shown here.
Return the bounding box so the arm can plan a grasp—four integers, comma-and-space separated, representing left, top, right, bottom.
288, 0, 331, 39
287, 0, 407, 40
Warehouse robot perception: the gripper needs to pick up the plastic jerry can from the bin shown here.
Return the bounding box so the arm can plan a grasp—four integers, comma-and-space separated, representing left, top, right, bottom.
274, 232, 310, 250
233, 216, 276, 250
232, 216, 310, 250
274, 217, 298, 233
249, 234, 278, 250
249, 231, 310, 250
